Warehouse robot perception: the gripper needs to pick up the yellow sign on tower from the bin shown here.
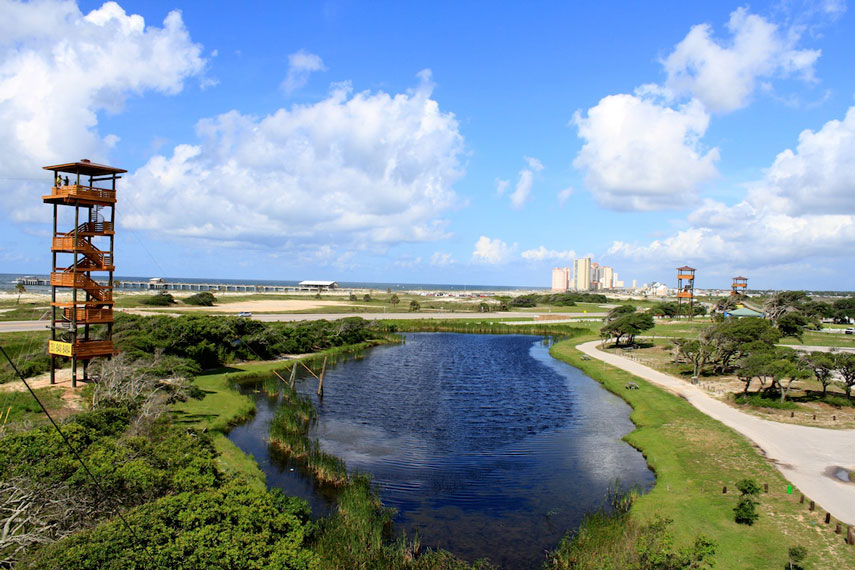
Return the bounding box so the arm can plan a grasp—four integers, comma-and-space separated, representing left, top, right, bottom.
48, 340, 73, 357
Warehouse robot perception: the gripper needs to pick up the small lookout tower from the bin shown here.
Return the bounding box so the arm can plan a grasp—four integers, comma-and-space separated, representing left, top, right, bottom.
676, 266, 696, 319
42, 159, 126, 387
731, 276, 748, 296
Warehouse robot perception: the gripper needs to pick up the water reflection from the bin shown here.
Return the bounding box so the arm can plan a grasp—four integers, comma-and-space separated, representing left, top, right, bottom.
227, 333, 653, 569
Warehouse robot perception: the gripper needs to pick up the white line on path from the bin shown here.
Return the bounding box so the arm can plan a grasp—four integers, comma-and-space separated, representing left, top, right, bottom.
577, 340, 855, 526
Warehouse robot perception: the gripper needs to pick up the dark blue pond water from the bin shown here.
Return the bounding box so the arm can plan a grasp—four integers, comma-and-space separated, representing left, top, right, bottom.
227, 333, 653, 569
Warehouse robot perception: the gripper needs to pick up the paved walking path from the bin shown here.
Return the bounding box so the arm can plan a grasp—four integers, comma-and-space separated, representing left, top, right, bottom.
577, 340, 855, 525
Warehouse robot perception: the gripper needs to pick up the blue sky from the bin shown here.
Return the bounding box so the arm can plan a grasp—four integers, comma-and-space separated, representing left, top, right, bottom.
1, 1, 854, 290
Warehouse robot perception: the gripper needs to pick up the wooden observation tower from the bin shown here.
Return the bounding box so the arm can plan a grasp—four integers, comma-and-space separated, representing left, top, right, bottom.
676, 266, 696, 319
42, 159, 125, 387
731, 276, 748, 296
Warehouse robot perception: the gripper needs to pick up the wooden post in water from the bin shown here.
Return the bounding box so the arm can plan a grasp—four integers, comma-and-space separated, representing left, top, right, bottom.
289, 363, 297, 389
317, 356, 327, 398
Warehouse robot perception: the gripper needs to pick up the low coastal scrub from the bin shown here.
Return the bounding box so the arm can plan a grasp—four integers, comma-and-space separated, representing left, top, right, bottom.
114, 313, 383, 370
733, 393, 799, 410
383, 318, 591, 338
182, 291, 217, 306
138, 292, 175, 306
509, 292, 608, 308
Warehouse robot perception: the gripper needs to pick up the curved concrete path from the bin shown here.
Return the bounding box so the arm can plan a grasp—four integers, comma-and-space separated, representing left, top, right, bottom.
577, 340, 855, 525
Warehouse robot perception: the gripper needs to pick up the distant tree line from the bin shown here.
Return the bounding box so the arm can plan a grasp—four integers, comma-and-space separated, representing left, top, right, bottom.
113, 313, 381, 372
509, 292, 609, 308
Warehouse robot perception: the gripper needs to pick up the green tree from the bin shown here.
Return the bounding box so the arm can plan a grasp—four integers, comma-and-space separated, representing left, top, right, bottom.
802, 352, 835, 397
389, 294, 399, 307
832, 297, 855, 323
768, 353, 811, 403
734, 478, 761, 525
708, 318, 781, 374
408, 300, 420, 312
600, 312, 654, 346
834, 352, 855, 399
763, 291, 810, 323
735, 346, 777, 395
606, 304, 635, 322
362, 294, 371, 302
776, 312, 810, 341
15, 282, 25, 304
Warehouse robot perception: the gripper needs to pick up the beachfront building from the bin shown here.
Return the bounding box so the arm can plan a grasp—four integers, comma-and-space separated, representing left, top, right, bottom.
299, 280, 338, 292
573, 258, 591, 291
551, 267, 571, 291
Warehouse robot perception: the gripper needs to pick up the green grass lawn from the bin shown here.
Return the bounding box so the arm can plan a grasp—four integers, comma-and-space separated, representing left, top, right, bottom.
0, 302, 52, 321
780, 329, 855, 348
0, 387, 65, 426
170, 365, 266, 487
0, 330, 52, 383
551, 336, 855, 569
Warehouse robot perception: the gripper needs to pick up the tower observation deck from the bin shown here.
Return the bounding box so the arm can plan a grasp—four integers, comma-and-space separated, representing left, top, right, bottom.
42, 159, 126, 387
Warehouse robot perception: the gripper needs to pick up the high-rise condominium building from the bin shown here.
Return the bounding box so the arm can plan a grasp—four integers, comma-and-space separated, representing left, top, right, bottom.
573, 257, 591, 291
552, 266, 571, 291
599, 266, 614, 289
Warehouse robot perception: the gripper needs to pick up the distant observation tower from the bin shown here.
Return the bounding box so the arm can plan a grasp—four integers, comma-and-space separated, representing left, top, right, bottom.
731, 276, 748, 296
42, 159, 125, 387
676, 266, 696, 320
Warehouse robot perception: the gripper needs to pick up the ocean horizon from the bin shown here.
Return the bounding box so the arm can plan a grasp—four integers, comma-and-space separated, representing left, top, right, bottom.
0, 272, 546, 294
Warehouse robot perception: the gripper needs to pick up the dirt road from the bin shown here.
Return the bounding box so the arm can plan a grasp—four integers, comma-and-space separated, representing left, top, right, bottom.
577, 340, 855, 525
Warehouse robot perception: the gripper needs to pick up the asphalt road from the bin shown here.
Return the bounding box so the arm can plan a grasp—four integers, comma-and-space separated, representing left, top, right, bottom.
578, 340, 855, 525
0, 320, 50, 333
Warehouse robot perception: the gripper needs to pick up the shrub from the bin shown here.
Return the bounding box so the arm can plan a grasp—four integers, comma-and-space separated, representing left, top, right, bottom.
182, 292, 216, 306
734, 478, 761, 525
734, 393, 798, 410
139, 293, 174, 306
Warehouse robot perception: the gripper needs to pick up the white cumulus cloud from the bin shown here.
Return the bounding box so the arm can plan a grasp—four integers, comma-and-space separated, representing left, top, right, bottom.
472, 236, 514, 264
521, 246, 576, 261
508, 155, 544, 209
664, 7, 821, 113
281, 49, 326, 94
430, 251, 454, 266
0, 0, 206, 219
608, 106, 855, 270
557, 186, 573, 207
572, 94, 719, 211
124, 72, 465, 250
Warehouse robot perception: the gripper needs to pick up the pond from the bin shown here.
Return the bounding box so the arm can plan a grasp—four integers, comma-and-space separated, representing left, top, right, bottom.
227, 333, 653, 568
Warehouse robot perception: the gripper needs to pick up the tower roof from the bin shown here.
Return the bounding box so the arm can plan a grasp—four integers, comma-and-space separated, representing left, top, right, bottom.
677, 265, 695, 271
43, 159, 126, 176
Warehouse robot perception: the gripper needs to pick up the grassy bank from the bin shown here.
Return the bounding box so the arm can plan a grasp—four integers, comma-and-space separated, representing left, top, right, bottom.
550, 336, 855, 569
383, 318, 593, 337
170, 338, 391, 487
